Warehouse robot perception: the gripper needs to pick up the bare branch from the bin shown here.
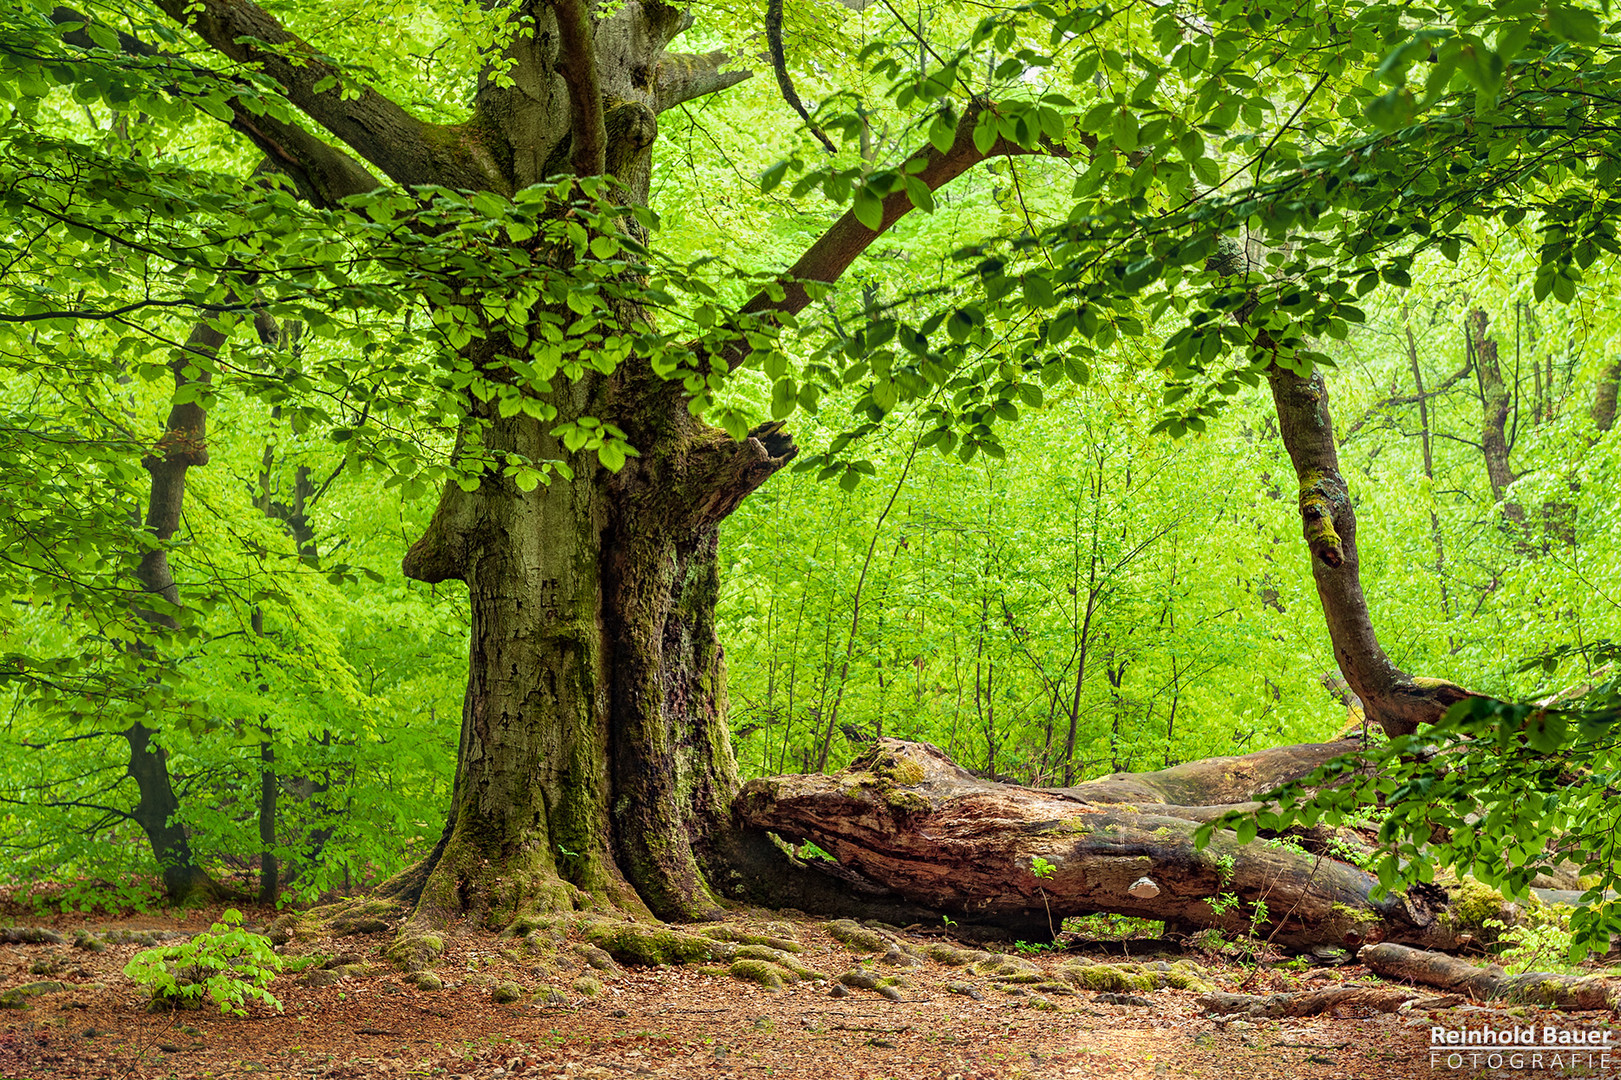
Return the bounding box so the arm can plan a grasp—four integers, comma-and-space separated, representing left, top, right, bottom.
729, 101, 1074, 368
655, 50, 753, 113
767, 0, 836, 153
553, 0, 607, 177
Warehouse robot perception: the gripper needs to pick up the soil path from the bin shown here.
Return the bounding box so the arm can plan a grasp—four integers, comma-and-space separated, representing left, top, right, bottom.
0, 904, 1604, 1079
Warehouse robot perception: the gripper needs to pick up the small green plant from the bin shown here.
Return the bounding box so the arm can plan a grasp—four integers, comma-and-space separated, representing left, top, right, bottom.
123, 909, 284, 1016
797, 840, 836, 862
1030, 855, 1057, 939
1012, 939, 1056, 955
1485, 907, 1580, 975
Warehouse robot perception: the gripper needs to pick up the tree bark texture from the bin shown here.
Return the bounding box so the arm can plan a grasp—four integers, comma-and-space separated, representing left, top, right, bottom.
737, 739, 1475, 949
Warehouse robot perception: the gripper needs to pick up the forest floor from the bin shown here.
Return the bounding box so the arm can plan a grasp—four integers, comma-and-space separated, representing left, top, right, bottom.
0, 898, 1610, 1080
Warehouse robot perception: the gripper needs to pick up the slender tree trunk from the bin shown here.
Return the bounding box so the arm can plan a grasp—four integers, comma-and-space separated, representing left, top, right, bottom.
127, 314, 245, 903
1402, 305, 1451, 624
1594, 360, 1619, 433
1265, 365, 1471, 738
1201, 239, 1470, 739
1467, 309, 1522, 522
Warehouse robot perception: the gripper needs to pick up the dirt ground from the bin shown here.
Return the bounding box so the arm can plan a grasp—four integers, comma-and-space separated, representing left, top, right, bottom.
0, 901, 1613, 1080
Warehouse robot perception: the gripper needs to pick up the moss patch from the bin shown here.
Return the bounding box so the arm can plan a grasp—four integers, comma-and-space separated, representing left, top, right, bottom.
824, 919, 889, 953
582, 922, 723, 966
1445, 879, 1512, 934
730, 959, 791, 990
1056, 959, 1212, 994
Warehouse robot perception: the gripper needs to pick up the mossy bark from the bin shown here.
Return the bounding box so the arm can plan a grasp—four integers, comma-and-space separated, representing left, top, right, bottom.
739, 739, 1476, 949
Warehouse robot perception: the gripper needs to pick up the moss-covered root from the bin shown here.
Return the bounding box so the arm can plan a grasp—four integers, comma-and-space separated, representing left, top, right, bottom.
1056, 958, 1214, 994
577, 919, 733, 966
823, 919, 924, 969
287, 897, 408, 946
386, 931, 446, 973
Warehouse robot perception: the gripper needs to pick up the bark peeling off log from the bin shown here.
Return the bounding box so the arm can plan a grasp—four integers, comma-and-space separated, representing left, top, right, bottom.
735, 739, 1462, 949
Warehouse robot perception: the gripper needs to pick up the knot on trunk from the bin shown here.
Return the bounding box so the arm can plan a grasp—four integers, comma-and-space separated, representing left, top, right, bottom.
1298, 489, 1343, 567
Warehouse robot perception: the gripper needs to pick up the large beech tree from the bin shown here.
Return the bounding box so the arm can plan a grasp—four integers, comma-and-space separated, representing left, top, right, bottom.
5, 0, 1621, 939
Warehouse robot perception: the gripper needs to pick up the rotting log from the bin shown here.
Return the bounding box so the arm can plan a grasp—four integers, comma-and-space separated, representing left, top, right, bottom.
735, 738, 1475, 949
1361, 943, 1621, 1010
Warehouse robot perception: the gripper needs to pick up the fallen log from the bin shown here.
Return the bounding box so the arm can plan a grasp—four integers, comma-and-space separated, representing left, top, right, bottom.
1198, 986, 1423, 1017
735, 738, 1480, 949
1360, 943, 1620, 1010
1049, 737, 1365, 808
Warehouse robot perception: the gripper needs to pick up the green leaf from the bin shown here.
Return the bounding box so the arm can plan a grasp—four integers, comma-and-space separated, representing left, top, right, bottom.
853, 190, 884, 231
973, 108, 1000, 154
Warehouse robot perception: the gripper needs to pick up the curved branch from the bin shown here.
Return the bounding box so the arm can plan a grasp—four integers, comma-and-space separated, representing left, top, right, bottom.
553, 0, 606, 177
766, 0, 836, 153
149, 0, 490, 190
50, 8, 378, 207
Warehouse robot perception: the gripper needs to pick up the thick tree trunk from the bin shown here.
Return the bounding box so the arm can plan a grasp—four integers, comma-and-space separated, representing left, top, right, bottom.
737, 739, 1473, 949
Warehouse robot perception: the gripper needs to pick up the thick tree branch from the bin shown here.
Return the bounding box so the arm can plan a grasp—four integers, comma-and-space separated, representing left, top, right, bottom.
553, 0, 607, 177
655, 50, 752, 113
149, 0, 490, 191
729, 101, 1072, 368
51, 8, 378, 207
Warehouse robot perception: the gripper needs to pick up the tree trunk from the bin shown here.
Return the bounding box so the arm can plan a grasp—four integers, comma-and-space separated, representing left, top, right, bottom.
1266, 364, 1471, 738
124, 723, 220, 902
1200, 240, 1470, 740
1467, 309, 1522, 522
1594, 360, 1619, 433
737, 739, 1474, 949
127, 315, 240, 904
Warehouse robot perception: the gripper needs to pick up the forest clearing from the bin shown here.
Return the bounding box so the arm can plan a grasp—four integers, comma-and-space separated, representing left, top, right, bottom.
4, 0, 1621, 1076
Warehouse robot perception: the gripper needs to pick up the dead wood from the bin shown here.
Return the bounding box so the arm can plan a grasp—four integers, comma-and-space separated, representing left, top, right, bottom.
735, 738, 1471, 948
1361, 943, 1620, 1010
